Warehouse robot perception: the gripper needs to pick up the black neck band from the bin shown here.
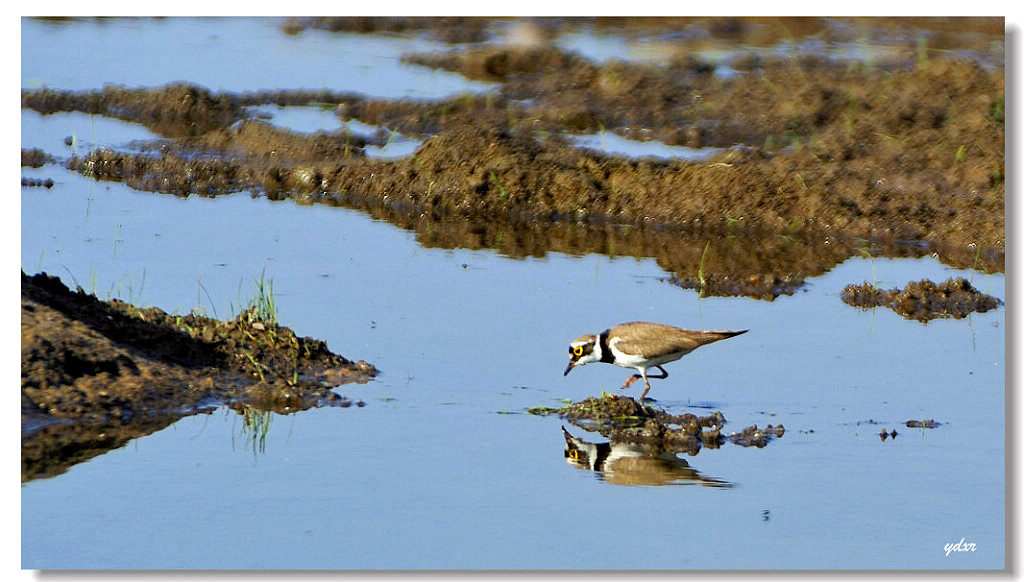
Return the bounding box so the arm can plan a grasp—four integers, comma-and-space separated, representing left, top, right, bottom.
598, 330, 615, 363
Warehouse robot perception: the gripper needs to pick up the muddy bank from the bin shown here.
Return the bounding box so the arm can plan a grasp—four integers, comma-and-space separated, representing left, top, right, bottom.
21, 18, 1004, 299
21, 271, 375, 482
840, 277, 1000, 321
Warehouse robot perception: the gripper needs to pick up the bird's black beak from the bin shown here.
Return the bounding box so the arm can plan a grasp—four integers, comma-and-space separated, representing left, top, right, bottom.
564, 361, 575, 376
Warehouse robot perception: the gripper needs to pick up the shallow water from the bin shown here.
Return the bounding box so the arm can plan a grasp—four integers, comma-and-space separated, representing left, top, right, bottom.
570, 131, 724, 161
21, 17, 495, 97
247, 105, 423, 159
20, 17, 1006, 570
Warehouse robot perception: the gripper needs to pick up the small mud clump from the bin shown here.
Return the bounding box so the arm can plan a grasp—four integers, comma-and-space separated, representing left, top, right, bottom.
729, 423, 786, 448
841, 277, 1001, 321
905, 419, 941, 428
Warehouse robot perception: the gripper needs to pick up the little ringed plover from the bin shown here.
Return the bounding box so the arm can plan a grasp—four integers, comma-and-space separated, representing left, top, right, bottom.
563, 321, 747, 404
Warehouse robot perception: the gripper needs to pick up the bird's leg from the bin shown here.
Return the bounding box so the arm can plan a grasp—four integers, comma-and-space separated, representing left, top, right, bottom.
637, 367, 668, 405
638, 381, 652, 404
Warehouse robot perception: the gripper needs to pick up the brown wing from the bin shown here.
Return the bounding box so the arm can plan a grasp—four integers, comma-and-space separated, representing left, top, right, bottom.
611, 322, 747, 359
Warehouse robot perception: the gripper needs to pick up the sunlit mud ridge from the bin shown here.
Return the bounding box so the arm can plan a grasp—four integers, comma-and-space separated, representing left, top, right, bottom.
21, 20, 1003, 297
21, 271, 375, 482
840, 277, 1001, 321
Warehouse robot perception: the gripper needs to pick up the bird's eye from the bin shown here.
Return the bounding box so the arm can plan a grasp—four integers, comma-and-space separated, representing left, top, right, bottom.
573, 346, 584, 357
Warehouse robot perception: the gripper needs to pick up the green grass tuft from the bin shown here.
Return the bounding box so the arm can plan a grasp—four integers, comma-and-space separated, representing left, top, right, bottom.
247, 268, 278, 326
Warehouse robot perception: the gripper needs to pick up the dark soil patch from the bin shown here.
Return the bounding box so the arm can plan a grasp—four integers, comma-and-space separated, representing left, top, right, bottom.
21, 271, 375, 482
840, 277, 1000, 321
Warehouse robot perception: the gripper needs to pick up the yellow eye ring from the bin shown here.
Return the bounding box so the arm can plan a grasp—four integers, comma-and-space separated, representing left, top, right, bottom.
573, 346, 584, 357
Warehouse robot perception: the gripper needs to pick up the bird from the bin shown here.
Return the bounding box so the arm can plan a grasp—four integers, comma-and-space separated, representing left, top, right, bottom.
563, 321, 747, 404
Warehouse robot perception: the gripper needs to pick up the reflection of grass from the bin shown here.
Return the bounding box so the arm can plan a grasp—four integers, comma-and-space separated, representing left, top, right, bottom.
112, 223, 123, 259
488, 171, 508, 200
857, 245, 878, 287
969, 243, 981, 283
953, 145, 967, 165
239, 405, 273, 455
697, 241, 711, 293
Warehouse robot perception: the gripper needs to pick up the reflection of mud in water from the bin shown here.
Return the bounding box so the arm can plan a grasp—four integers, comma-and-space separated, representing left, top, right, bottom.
562, 426, 731, 487
350, 202, 962, 300
22, 412, 195, 483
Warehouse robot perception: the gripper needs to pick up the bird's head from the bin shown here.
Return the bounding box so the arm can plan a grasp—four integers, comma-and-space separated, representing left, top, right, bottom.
564, 334, 600, 376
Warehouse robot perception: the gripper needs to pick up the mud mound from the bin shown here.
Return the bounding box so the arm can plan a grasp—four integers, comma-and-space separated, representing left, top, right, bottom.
841, 277, 1000, 321
21, 271, 375, 426
23, 83, 240, 138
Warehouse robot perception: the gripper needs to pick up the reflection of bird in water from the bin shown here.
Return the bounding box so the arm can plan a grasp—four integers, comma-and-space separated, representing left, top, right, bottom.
563, 322, 747, 404
561, 426, 731, 487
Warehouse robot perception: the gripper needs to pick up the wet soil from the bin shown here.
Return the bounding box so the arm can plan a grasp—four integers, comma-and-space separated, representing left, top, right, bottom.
21, 18, 1004, 301
21, 271, 375, 482
840, 277, 1000, 321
